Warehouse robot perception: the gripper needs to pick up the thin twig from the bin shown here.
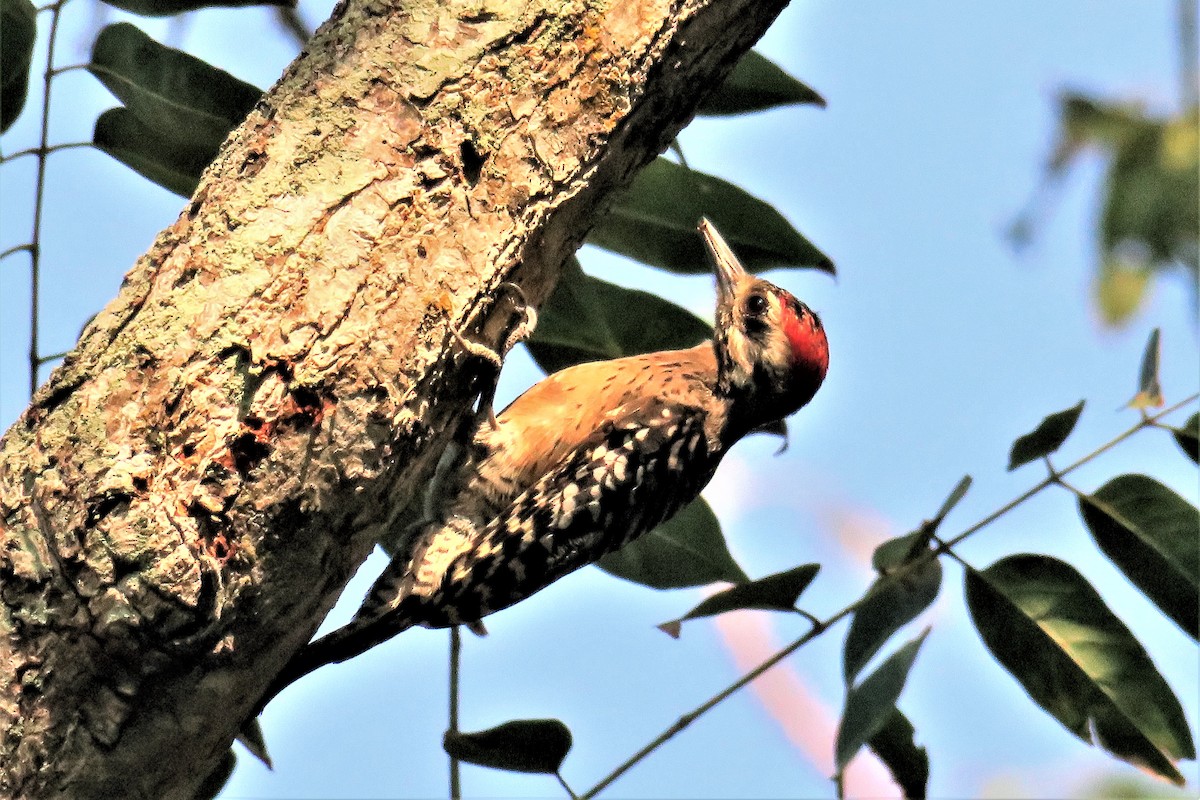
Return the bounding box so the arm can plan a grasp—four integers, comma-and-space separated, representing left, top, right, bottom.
941, 394, 1197, 551
580, 394, 1199, 799
448, 626, 462, 800
27, 0, 71, 397
580, 615, 830, 799
0, 142, 91, 165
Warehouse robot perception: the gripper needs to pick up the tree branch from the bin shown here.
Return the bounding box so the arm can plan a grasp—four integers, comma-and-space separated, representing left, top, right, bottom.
0, 0, 790, 797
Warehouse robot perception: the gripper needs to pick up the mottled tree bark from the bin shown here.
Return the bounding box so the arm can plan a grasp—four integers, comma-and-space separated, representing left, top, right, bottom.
0, 0, 788, 796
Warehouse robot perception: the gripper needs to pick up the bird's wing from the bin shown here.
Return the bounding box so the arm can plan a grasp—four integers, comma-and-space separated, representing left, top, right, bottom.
411, 396, 722, 626
477, 344, 717, 490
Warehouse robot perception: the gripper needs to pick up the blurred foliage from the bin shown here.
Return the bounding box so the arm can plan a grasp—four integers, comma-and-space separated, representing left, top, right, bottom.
0, 0, 36, 133
1077, 771, 1198, 799
1013, 93, 1199, 326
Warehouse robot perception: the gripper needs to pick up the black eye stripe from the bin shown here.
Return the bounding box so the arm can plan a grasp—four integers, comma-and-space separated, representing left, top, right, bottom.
742, 314, 770, 339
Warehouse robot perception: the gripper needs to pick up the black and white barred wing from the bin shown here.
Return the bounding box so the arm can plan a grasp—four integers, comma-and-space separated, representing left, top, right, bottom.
415, 401, 721, 628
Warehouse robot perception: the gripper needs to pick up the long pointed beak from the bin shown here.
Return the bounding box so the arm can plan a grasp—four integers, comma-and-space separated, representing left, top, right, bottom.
698, 218, 746, 305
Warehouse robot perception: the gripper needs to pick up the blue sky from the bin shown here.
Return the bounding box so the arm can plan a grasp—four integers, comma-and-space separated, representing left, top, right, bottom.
1, 2, 1196, 798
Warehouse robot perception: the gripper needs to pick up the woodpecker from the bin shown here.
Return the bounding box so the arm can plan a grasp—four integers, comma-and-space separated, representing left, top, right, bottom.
267, 219, 828, 697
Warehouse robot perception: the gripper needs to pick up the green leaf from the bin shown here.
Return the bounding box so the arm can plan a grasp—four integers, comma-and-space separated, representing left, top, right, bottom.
588, 158, 834, 275
597, 497, 748, 589
88, 23, 260, 144
235, 717, 272, 769
1, 0, 36, 133
932, 475, 972, 525
1129, 328, 1163, 409
964, 555, 1194, 784
1171, 412, 1198, 463
867, 709, 929, 800
872, 478, 968, 574
527, 259, 711, 374
1078, 475, 1199, 640
659, 564, 819, 636
93, 107, 213, 196
1008, 400, 1085, 471
698, 50, 825, 116
844, 558, 941, 683
443, 719, 572, 774
871, 532, 929, 574
835, 629, 929, 771
100, 0, 293, 17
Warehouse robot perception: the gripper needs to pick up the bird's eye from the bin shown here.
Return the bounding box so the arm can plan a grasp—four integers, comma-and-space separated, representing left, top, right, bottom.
745, 293, 768, 317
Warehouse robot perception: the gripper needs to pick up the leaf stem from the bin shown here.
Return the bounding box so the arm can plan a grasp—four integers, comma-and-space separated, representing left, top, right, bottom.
36, 350, 69, 365
1, 244, 35, 262
556, 771, 580, 800
929, 533, 972, 571
48, 62, 87, 77
581, 394, 1199, 798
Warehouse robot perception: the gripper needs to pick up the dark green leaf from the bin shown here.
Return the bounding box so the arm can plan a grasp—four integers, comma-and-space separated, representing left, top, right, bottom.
872, 531, 931, 574
660, 564, 819, 635
235, 717, 272, 769
932, 475, 972, 525
1129, 328, 1163, 409
844, 559, 941, 683
1, 0, 36, 133
873, 477, 970, 573
443, 719, 572, 774
100, 0, 292, 17
588, 158, 834, 275
1008, 400, 1085, 470
193, 749, 237, 800
1172, 412, 1198, 463
1079, 475, 1199, 639
965, 555, 1194, 784
88, 23, 260, 144
597, 498, 748, 589
527, 259, 711, 374
93, 107, 212, 196
835, 629, 929, 771
698, 50, 825, 116
867, 709, 928, 800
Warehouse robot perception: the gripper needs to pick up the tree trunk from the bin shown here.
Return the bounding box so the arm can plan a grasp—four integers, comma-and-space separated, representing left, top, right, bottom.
0, 0, 788, 796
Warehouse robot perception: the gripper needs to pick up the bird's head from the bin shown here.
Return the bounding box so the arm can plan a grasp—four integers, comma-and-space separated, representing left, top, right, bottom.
700, 219, 829, 425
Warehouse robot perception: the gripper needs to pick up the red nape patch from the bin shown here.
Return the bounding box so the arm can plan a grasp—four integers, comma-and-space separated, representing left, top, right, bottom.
782, 305, 829, 376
